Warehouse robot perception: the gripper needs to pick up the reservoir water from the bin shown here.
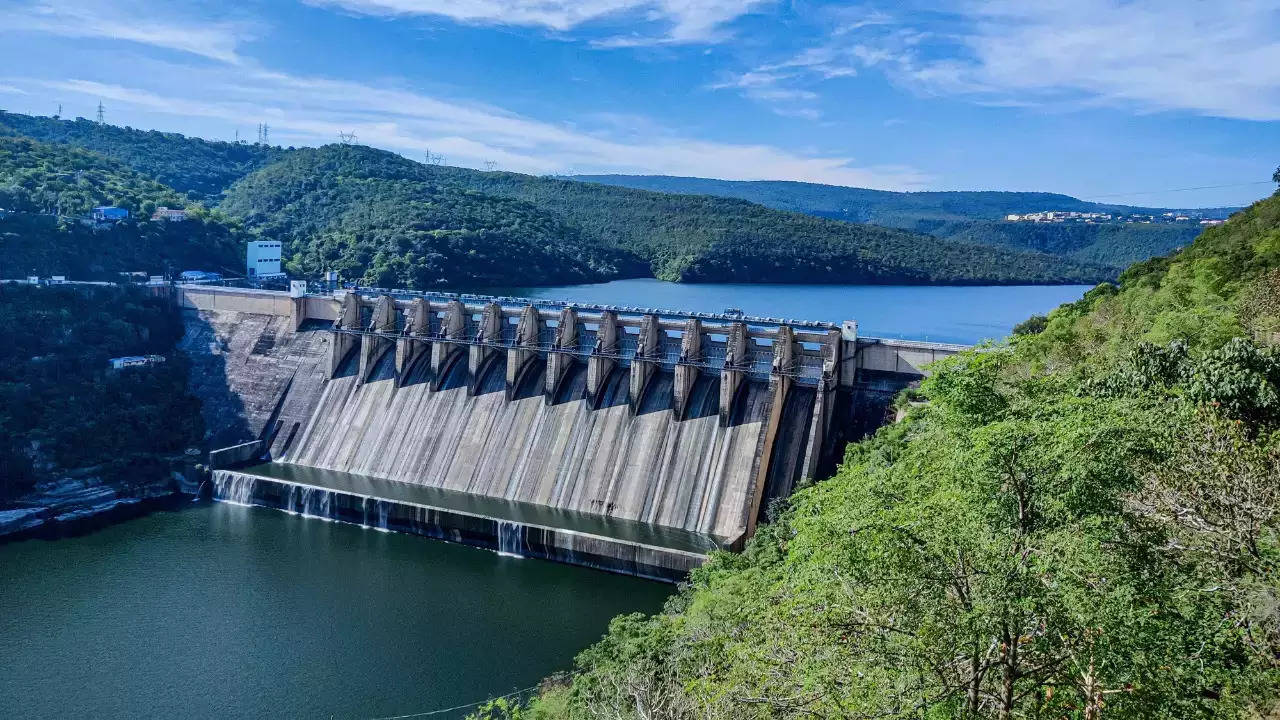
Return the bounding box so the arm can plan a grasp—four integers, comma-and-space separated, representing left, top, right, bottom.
0, 503, 671, 719
0, 282, 1092, 718
480, 280, 1094, 345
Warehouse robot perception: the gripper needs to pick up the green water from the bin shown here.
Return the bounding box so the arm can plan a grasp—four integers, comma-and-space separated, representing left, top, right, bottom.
0, 503, 671, 719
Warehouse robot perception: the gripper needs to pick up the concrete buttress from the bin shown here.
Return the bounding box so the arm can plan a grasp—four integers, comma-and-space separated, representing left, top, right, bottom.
673, 318, 701, 420
395, 297, 432, 385
507, 304, 541, 399
329, 291, 363, 377
431, 300, 467, 389
719, 322, 749, 425
587, 311, 619, 408
468, 302, 503, 395
629, 314, 662, 412
545, 307, 578, 402
358, 294, 397, 384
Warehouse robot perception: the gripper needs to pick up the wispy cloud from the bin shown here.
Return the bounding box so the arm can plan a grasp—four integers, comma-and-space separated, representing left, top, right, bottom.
16, 59, 929, 189
754, 0, 1280, 122
305, 0, 772, 45
912, 0, 1280, 121
6, 1, 255, 64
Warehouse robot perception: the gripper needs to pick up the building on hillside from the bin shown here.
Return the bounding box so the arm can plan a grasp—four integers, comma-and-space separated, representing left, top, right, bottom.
247, 240, 283, 279
151, 206, 187, 222
92, 206, 129, 222
109, 355, 166, 370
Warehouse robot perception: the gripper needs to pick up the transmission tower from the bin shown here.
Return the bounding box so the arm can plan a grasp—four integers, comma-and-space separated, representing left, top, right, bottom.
261, 123, 269, 145
56, 103, 62, 118
338, 131, 357, 145
96, 101, 105, 123
484, 160, 498, 172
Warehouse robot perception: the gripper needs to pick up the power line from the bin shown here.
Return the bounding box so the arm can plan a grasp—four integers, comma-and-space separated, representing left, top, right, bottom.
1083, 180, 1272, 201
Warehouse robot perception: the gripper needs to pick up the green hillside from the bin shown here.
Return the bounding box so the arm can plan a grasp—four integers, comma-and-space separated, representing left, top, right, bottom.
575, 174, 1226, 270
0, 136, 245, 277
478, 190, 1280, 719
0, 110, 280, 202
219, 144, 1113, 286
402, 159, 1112, 284
218, 145, 636, 287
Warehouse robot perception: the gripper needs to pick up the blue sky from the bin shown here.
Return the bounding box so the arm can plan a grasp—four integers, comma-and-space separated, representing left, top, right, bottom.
1, 0, 1276, 207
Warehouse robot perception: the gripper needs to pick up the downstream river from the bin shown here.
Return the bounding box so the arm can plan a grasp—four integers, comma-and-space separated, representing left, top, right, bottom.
0, 283, 1091, 719
481, 280, 1094, 345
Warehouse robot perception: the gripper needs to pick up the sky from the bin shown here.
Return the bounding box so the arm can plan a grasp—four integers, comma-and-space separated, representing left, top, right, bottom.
0, 0, 1276, 207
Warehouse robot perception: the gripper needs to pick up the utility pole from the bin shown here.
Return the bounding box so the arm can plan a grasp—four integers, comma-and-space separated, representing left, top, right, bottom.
96, 101, 105, 123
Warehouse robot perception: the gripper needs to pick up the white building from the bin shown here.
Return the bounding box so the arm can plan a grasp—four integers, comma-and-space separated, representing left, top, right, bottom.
247, 240, 283, 278
151, 206, 187, 222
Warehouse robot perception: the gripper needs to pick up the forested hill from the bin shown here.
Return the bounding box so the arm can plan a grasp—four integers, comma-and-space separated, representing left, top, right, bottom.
1, 109, 1118, 285
477, 190, 1280, 719
0, 111, 281, 202
0, 136, 245, 277
218, 145, 633, 287
574, 174, 1236, 270
219, 144, 1114, 286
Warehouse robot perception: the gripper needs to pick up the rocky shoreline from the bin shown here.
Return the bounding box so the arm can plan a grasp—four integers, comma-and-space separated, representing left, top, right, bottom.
0, 467, 203, 540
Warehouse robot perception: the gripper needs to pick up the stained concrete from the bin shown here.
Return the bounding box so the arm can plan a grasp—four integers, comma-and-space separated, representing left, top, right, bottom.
281, 350, 806, 544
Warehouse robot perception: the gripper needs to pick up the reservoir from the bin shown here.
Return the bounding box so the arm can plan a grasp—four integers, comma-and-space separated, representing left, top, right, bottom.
0, 503, 671, 719
480, 280, 1094, 345
0, 282, 1092, 718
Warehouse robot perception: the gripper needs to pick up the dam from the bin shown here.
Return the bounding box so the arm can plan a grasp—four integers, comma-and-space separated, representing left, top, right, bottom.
179, 284, 965, 580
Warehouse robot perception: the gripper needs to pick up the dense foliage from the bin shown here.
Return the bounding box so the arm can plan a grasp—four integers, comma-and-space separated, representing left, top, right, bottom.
394, 157, 1112, 284
0, 136, 245, 278
219, 145, 635, 287
0, 111, 281, 202
0, 110, 1124, 286
576, 174, 1218, 272
0, 285, 203, 503
474, 190, 1280, 718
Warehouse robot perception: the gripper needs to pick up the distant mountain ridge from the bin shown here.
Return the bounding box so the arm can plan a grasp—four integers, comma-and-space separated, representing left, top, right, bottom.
571, 174, 1238, 270
0, 109, 1126, 285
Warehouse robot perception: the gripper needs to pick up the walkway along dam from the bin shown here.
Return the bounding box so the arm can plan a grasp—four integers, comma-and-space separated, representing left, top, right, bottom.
178, 285, 966, 581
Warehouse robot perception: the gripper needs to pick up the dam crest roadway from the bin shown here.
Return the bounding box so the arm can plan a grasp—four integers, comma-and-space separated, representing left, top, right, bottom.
179, 284, 967, 581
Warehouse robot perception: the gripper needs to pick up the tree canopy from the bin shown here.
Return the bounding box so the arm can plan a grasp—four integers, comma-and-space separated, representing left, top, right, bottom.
473, 187, 1280, 719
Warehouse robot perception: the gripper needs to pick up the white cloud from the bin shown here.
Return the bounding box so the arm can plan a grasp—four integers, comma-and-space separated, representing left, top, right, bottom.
0, 84, 29, 95
780, 0, 1280, 122
6, 1, 254, 64
923, 0, 1280, 121
305, 0, 771, 44
19, 61, 929, 189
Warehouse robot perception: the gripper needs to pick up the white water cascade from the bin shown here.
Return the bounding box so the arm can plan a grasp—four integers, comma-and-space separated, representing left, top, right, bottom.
497, 521, 525, 558
212, 472, 257, 505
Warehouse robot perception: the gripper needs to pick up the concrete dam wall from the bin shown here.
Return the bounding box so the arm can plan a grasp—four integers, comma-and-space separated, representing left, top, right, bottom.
182, 285, 966, 580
